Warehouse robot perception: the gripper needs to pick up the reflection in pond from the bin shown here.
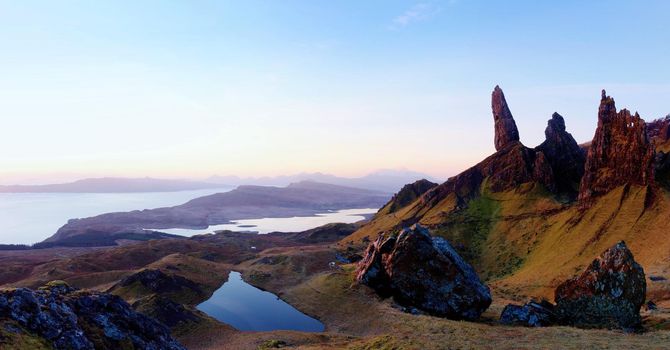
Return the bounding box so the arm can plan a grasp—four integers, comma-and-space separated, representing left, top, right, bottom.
197, 271, 325, 332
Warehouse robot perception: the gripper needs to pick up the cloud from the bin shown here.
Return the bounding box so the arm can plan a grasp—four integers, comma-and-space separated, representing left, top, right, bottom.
391, 3, 438, 28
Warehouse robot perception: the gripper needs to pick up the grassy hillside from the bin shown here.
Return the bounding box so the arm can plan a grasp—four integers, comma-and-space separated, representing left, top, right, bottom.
344, 179, 670, 303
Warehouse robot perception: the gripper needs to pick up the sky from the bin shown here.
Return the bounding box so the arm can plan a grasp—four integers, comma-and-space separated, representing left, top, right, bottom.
0, 0, 668, 185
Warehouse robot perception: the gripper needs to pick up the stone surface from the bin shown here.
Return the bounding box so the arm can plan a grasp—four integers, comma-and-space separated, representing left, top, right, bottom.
492, 85, 521, 151
0, 281, 185, 350
499, 300, 556, 327
554, 241, 646, 330
356, 224, 491, 320
578, 91, 655, 203
535, 113, 586, 196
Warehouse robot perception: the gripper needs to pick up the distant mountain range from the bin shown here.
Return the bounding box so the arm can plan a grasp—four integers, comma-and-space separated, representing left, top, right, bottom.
0, 169, 435, 194
207, 169, 436, 193
0, 177, 225, 193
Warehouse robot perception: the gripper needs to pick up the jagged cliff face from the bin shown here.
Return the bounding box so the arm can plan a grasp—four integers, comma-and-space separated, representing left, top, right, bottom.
578, 91, 655, 203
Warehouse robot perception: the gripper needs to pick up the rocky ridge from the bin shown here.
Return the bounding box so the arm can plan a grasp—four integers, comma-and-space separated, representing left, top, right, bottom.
383, 179, 438, 214
419, 86, 584, 213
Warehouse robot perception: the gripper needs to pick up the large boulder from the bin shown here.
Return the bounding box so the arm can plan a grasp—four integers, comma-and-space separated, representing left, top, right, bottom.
356, 224, 491, 320
554, 241, 646, 330
0, 281, 185, 350
578, 90, 655, 203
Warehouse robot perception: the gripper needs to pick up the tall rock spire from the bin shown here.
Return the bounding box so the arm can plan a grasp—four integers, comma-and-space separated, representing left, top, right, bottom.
578, 90, 655, 203
492, 85, 520, 151
535, 112, 586, 196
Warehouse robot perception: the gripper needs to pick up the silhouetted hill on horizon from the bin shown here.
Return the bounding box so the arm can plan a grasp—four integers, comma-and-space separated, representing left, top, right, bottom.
0, 177, 225, 193
0, 169, 435, 194
207, 169, 436, 193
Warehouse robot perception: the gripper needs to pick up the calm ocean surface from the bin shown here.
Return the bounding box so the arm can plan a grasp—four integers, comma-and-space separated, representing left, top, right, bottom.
0, 189, 377, 245
0, 188, 232, 245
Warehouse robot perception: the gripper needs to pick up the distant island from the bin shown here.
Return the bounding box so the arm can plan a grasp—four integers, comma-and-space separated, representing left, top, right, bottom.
42, 181, 390, 247
206, 169, 435, 193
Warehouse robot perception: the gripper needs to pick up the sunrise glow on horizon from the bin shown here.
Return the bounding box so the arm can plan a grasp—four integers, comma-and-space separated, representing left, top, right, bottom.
1, 1, 669, 185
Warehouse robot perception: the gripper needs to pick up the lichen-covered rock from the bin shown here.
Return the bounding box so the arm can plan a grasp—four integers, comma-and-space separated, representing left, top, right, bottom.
492, 85, 520, 151
356, 224, 491, 320
0, 281, 185, 350
578, 91, 655, 203
554, 241, 646, 330
499, 300, 556, 327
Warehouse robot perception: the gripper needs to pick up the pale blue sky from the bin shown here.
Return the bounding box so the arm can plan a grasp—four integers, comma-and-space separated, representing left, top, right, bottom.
0, 1, 668, 184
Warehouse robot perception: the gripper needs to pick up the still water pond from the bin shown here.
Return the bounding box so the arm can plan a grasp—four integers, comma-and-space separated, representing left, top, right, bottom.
197, 271, 324, 332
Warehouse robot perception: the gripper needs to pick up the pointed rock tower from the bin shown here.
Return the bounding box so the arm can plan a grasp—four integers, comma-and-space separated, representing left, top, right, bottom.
578, 90, 655, 203
535, 112, 586, 195
492, 85, 520, 151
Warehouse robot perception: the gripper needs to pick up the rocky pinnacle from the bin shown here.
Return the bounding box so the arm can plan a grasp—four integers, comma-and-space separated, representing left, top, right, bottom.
492, 85, 520, 151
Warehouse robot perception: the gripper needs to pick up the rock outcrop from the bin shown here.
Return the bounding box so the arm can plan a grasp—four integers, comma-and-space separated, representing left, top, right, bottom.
420, 86, 586, 210
578, 91, 655, 203
356, 224, 491, 320
499, 300, 556, 327
554, 241, 646, 330
535, 113, 586, 195
114, 269, 203, 295
385, 179, 438, 213
647, 115, 670, 151
0, 281, 185, 350
492, 85, 521, 151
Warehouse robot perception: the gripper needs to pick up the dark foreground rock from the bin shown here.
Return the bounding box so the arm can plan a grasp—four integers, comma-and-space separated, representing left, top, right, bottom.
554, 241, 646, 330
0, 281, 185, 350
356, 224, 491, 320
499, 300, 556, 327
